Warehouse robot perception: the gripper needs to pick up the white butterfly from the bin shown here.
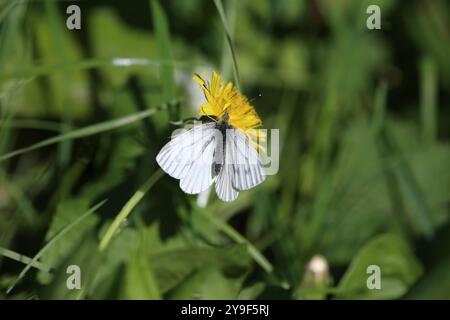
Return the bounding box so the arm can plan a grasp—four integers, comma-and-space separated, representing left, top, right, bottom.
156, 115, 266, 202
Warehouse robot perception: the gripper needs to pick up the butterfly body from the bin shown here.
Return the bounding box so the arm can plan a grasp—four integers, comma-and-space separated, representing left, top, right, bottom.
213, 112, 231, 176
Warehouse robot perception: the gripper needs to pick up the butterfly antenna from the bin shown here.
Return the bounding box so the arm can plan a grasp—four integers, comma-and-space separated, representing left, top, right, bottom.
200, 105, 218, 123
248, 93, 262, 104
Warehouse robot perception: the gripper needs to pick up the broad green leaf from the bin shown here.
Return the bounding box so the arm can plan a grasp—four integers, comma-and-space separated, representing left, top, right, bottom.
313, 121, 393, 263
389, 120, 450, 229
39, 232, 101, 300
89, 228, 139, 299
37, 198, 98, 284
8, 201, 105, 295
237, 282, 266, 300
151, 244, 251, 294
168, 265, 246, 299
336, 233, 423, 299
405, 257, 450, 299
121, 228, 161, 299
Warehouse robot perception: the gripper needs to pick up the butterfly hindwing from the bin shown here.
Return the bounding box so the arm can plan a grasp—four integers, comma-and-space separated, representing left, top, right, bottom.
215, 138, 239, 202
228, 128, 266, 191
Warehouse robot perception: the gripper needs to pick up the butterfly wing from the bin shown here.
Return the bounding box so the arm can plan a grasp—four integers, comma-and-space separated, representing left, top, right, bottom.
156, 123, 214, 179
179, 137, 216, 194
157, 124, 265, 201
228, 128, 266, 191
215, 140, 239, 202
156, 123, 216, 194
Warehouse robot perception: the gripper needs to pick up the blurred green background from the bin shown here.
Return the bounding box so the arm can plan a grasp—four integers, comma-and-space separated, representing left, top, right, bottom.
0, 0, 449, 300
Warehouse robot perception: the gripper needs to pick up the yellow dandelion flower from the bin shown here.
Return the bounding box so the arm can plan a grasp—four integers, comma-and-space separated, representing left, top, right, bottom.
193, 71, 265, 149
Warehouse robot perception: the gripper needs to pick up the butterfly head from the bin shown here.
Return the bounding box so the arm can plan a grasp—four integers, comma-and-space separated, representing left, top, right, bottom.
222, 112, 230, 123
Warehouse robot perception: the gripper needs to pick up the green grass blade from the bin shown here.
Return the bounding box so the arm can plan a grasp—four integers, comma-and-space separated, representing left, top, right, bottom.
0, 247, 51, 273
420, 56, 438, 143
219, 0, 237, 81
1, 58, 196, 82
0, 0, 27, 70
372, 82, 388, 133
0, 119, 73, 132
98, 169, 164, 251
44, 0, 72, 168
374, 84, 435, 239
0, 2, 28, 170
0, 103, 172, 162
214, 0, 240, 89
0, 1, 18, 24
150, 0, 177, 119
6, 200, 107, 294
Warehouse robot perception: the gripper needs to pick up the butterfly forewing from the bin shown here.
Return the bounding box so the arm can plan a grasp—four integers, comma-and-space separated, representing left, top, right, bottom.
156, 123, 215, 180
180, 137, 216, 194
